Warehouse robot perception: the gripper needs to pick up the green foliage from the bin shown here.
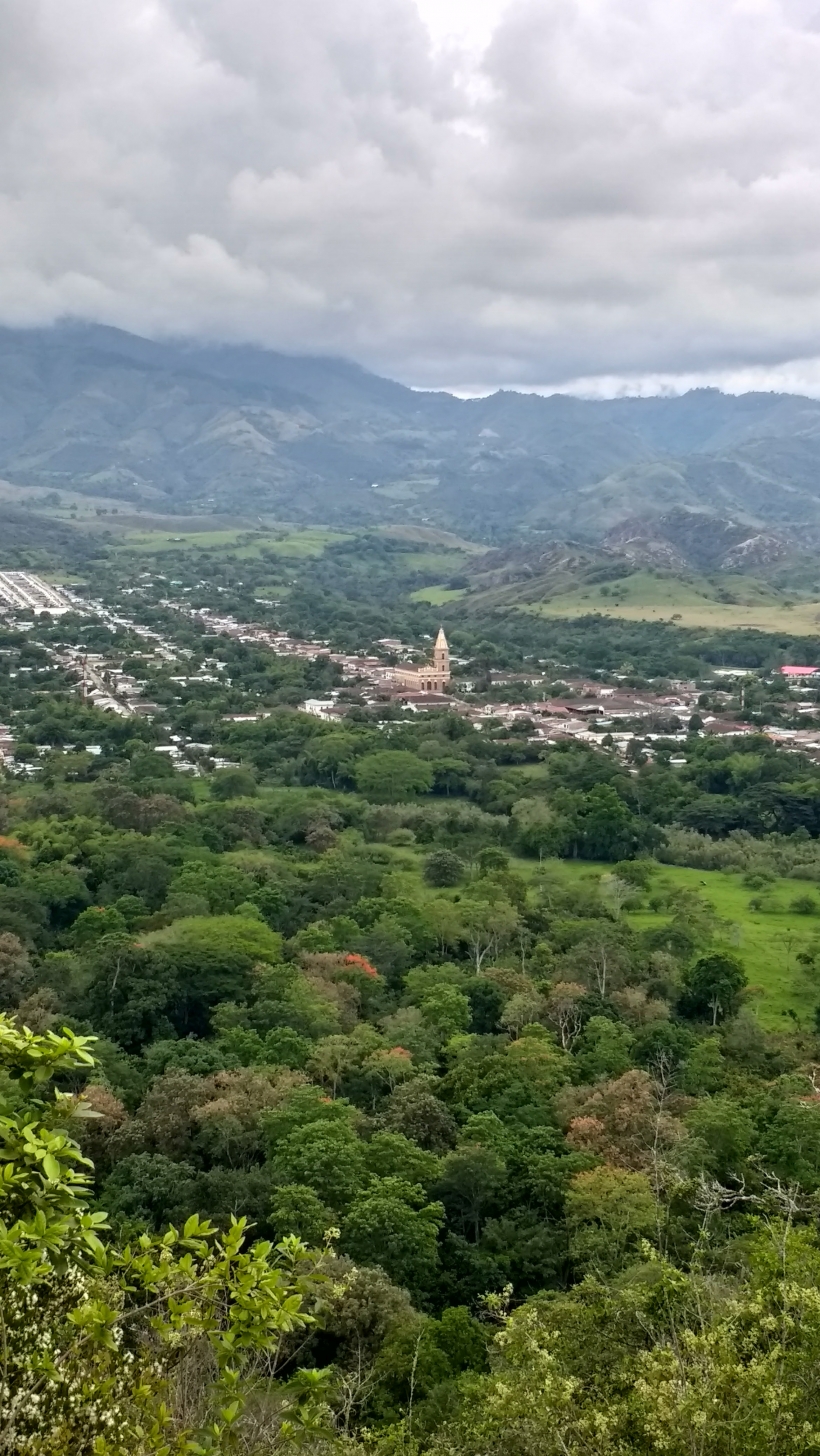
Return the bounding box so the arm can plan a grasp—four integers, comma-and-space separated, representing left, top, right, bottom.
686, 1095, 756, 1180
12, 552, 820, 1451
0, 1016, 333, 1454
355, 751, 434, 803
270, 1119, 367, 1211
341, 1177, 444, 1296
572, 1016, 635, 1083
565, 1165, 657, 1276
427, 1230, 820, 1456
424, 849, 465, 887
679, 950, 748, 1025
70, 904, 129, 946
210, 766, 258, 800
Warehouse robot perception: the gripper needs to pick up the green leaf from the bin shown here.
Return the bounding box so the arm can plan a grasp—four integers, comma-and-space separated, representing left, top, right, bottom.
42, 1153, 61, 1181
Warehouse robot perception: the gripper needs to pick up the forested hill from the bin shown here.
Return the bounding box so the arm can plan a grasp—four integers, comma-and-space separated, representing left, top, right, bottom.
6, 322, 820, 538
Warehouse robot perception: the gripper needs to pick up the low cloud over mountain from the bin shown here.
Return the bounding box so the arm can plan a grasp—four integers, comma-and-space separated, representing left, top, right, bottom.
5, 1, 820, 393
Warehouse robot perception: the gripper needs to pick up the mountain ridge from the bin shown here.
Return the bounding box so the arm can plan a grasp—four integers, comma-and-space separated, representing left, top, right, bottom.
4, 323, 820, 540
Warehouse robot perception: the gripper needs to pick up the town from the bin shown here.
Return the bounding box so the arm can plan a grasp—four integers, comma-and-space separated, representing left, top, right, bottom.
1, 570, 819, 777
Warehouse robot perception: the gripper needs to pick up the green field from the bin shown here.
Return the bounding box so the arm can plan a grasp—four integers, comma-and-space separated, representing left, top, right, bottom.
521, 568, 820, 634
377, 525, 487, 553
395, 551, 470, 573
410, 585, 468, 604
528, 859, 820, 1031
118, 526, 351, 558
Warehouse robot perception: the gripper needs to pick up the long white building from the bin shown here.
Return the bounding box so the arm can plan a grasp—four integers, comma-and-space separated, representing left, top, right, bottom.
0, 572, 72, 615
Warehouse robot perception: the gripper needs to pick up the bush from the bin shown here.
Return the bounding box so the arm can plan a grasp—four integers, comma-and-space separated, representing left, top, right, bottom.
613, 859, 655, 889
387, 827, 417, 846
744, 871, 776, 890
790, 894, 818, 915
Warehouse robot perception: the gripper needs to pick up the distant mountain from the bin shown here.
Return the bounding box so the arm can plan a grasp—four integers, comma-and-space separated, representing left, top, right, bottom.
6, 322, 820, 540
602, 511, 790, 573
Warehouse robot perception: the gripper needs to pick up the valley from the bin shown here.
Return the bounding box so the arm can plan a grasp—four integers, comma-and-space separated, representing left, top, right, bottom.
6, 327, 820, 1454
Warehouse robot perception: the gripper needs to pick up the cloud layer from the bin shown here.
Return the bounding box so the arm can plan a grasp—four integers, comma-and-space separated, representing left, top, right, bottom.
3, 0, 820, 392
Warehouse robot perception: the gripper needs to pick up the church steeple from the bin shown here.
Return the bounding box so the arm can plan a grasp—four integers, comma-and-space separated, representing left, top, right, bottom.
433, 627, 450, 680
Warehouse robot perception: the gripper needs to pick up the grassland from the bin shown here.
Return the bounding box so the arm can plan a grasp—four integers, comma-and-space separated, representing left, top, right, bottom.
528, 858, 820, 1032
117, 526, 351, 559
0, 478, 133, 522
519, 568, 820, 634
410, 585, 468, 604
376, 525, 487, 554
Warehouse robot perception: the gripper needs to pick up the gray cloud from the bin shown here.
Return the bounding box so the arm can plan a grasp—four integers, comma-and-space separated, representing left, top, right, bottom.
3, 0, 820, 392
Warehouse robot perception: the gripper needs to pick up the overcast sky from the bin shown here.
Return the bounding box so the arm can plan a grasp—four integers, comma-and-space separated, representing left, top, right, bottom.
4, 0, 820, 394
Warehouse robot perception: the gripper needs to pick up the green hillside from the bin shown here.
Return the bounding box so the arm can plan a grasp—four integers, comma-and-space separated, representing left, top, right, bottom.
523, 569, 820, 633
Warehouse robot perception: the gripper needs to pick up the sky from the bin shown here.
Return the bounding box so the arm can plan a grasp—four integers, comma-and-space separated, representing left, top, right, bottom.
4, 0, 820, 395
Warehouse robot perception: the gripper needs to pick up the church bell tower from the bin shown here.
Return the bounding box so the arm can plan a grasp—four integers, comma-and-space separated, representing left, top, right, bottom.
433, 627, 450, 686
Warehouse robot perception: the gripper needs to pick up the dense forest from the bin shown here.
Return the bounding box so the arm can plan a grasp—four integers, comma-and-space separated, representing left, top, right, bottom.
6, 529, 820, 1452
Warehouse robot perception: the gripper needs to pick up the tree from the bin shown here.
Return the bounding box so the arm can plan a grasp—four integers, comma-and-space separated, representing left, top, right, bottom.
686, 1094, 755, 1181
307, 1033, 362, 1099
499, 991, 546, 1040
512, 797, 560, 859
270, 1182, 336, 1245
421, 984, 472, 1042
355, 751, 433, 803
383, 1081, 459, 1151
319, 1263, 419, 1433
147, 915, 284, 1036
759, 1100, 820, 1190
270, 1118, 367, 1211
210, 766, 258, 799
574, 783, 649, 861
342, 1176, 444, 1296
565, 1165, 657, 1276
424, 849, 465, 887
473, 846, 506, 873
466, 976, 506, 1034
434, 1146, 507, 1241
544, 981, 586, 1051
432, 757, 472, 797
427, 898, 467, 958
0, 1016, 332, 1454
365, 1131, 442, 1189
680, 1034, 726, 1094
426, 1232, 820, 1456
680, 950, 747, 1025
101, 1150, 199, 1227
572, 1016, 635, 1083
70, 904, 129, 946
460, 899, 519, 973
559, 1069, 681, 1172
364, 1045, 417, 1097
304, 732, 361, 789
357, 913, 413, 982
443, 1038, 569, 1128
0, 932, 33, 1009
81, 939, 178, 1051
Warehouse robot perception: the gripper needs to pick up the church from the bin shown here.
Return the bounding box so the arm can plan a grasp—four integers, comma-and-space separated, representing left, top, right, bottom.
389, 627, 451, 694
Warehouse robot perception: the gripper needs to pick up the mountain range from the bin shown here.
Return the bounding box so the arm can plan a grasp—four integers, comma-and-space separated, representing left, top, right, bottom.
5, 322, 820, 544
